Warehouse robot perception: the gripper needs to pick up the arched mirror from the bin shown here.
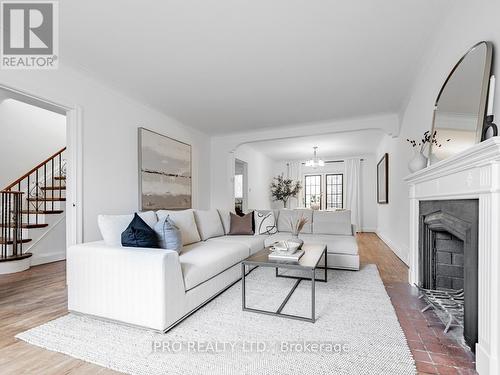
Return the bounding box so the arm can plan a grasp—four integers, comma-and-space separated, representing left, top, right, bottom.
430, 41, 493, 164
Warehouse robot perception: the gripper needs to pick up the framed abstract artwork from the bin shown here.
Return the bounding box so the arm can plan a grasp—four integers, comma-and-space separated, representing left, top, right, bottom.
138, 128, 192, 210
377, 153, 389, 204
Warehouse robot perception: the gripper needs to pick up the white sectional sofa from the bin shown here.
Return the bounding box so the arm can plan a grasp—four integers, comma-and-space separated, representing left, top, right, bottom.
67, 208, 359, 332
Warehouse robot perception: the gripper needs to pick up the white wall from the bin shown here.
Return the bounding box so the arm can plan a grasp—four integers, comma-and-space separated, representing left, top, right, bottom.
375, 0, 500, 265
29, 214, 67, 266
273, 155, 378, 232
234, 144, 274, 210
0, 98, 66, 189
0, 65, 211, 242
359, 155, 378, 232
375, 135, 412, 264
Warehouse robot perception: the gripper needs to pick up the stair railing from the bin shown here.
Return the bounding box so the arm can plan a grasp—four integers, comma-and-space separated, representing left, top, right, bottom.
0, 147, 66, 260
0, 191, 23, 258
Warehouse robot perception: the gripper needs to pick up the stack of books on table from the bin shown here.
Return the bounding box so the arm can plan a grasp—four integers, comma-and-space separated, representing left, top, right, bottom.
269, 249, 305, 262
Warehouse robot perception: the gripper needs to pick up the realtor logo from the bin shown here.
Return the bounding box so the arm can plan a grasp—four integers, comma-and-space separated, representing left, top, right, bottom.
1, 1, 58, 69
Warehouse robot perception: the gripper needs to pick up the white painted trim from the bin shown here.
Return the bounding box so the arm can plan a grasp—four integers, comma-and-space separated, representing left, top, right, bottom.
376, 231, 409, 265
0, 257, 30, 274
31, 252, 66, 266
28, 214, 66, 250
0, 84, 72, 112
66, 106, 83, 245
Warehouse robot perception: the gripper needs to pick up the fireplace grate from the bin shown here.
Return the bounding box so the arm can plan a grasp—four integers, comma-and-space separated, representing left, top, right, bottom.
415, 285, 464, 333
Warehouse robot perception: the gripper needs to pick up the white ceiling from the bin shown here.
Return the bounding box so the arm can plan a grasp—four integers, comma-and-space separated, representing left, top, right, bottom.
244, 129, 385, 160
61, 1, 452, 134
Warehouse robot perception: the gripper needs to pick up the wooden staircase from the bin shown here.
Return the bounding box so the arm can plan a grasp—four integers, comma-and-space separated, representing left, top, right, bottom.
0, 148, 66, 263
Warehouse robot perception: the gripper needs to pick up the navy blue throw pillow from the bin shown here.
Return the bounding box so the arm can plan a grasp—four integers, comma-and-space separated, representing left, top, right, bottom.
121, 213, 159, 248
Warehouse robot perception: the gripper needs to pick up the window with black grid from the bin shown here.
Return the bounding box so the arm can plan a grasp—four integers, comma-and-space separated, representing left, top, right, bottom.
304, 175, 321, 209
326, 174, 343, 209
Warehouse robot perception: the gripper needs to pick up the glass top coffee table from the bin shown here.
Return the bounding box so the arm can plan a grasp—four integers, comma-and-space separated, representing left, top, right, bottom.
241, 243, 327, 323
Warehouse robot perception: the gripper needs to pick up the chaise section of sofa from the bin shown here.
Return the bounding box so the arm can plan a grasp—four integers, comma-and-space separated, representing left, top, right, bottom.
262, 209, 359, 270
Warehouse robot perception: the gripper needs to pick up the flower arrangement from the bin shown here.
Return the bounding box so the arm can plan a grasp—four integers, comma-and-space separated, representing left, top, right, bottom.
407, 130, 450, 153
270, 175, 302, 208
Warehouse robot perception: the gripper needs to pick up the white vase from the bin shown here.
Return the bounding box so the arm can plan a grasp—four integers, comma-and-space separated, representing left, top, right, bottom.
289, 233, 304, 250
408, 150, 428, 173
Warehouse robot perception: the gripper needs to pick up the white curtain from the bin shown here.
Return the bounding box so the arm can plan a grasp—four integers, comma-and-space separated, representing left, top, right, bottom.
286, 161, 303, 209
345, 158, 361, 231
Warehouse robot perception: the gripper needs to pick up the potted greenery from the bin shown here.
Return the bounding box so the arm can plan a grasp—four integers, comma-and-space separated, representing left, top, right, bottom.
270, 175, 302, 208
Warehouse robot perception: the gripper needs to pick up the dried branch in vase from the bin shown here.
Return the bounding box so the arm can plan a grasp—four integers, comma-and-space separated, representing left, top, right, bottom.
406, 130, 451, 153
289, 215, 308, 236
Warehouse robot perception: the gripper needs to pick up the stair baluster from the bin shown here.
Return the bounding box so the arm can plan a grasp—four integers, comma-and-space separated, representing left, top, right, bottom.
0, 191, 24, 258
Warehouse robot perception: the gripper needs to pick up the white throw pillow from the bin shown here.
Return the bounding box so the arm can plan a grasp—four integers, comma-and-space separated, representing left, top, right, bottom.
157, 209, 201, 245
217, 209, 233, 234
254, 210, 277, 235
313, 210, 352, 235
98, 211, 158, 246
194, 209, 224, 240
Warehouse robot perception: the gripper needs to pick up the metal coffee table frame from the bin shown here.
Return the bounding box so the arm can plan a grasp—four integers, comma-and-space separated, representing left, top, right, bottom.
241, 246, 327, 323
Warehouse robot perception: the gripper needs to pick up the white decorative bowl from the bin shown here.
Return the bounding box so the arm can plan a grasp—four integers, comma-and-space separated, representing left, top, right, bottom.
285, 241, 301, 253
272, 240, 301, 255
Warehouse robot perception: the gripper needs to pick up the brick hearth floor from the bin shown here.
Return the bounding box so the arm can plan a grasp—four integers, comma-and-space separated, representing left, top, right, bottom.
358, 233, 477, 375
386, 283, 477, 375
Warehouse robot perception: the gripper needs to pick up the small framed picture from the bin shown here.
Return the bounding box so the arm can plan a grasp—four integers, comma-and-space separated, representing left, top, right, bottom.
377, 153, 389, 204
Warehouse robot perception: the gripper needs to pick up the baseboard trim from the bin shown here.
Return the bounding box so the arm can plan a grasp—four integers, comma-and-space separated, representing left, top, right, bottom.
475, 342, 492, 374
359, 227, 377, 233
31, 252, 66, 266
376, 231, 409, 266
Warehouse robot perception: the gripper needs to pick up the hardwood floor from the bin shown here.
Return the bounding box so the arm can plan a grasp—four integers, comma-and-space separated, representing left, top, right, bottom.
0, 233, 475, 374
0, 260, 116, 374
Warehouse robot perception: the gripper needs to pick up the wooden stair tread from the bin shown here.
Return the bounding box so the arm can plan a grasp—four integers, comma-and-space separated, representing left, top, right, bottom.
54, 176, 66, 180
0, 223, 48, 229
27, 197, 66, 202
41, 186, 66, 191
18, 210, 64, 215
0, 238, 32, 245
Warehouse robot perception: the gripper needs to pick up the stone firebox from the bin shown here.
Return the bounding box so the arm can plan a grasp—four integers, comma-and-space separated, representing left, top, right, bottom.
419, 199, 479, 350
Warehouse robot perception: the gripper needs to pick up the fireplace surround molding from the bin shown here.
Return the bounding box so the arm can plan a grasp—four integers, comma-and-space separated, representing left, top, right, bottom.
405, 138, 500, 375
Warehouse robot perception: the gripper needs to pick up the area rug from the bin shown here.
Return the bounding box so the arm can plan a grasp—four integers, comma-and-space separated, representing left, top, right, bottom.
16, 264, 416, 375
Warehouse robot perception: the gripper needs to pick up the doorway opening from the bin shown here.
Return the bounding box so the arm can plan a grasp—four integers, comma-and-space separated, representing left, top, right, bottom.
234, 159, 248, 215
0, 85, 81, 274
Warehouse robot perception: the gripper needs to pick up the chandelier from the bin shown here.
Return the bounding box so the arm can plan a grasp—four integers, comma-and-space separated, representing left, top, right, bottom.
305, 146, 325, 168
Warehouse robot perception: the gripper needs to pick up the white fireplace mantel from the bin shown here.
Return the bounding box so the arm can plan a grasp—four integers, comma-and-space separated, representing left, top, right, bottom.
404, 138, 500, 375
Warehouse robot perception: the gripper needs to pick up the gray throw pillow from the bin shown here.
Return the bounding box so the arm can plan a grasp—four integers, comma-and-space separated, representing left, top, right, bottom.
228, 212, 254, 235
154, 215, 182, 252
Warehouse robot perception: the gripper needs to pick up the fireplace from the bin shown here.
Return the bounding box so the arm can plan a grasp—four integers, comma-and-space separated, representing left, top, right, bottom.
405, 139, 500, 374
419, 200, 479, 349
